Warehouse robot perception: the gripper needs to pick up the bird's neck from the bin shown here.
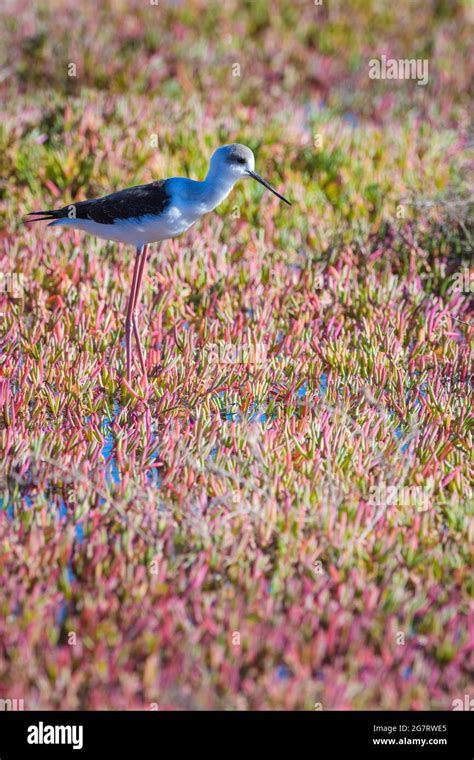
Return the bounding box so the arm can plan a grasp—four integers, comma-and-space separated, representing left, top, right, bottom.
199, 169, 236, 211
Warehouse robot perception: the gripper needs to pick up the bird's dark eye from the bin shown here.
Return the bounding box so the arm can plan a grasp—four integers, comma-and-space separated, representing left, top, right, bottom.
235, 157, 246, 165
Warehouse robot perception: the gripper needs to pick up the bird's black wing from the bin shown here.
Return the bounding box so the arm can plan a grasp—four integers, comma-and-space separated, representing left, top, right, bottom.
26, 180, 171, 225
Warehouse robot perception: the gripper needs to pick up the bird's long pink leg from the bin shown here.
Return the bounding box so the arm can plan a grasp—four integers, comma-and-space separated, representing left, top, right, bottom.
125, 247, 143, 384
131, 244, 148, 381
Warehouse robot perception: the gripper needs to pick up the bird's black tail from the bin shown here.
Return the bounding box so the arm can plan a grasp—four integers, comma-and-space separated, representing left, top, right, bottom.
24, 209, 67, 224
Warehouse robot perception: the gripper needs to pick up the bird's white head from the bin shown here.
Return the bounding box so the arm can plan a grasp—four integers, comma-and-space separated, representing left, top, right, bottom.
207, 143, 291, 206
209, 144, 255, 180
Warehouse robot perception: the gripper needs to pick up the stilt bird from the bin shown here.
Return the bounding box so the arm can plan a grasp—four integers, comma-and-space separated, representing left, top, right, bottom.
26, 144, 291, 386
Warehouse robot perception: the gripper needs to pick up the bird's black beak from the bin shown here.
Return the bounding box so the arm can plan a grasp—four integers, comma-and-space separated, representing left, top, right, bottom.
247, 170, 292, 206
